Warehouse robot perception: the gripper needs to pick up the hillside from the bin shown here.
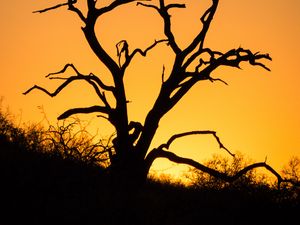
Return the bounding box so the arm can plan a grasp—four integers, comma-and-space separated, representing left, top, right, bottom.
0, 112, 299, 225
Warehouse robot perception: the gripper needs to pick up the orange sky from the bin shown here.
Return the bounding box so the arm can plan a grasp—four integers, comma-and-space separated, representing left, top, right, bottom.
0, 0, 300, 178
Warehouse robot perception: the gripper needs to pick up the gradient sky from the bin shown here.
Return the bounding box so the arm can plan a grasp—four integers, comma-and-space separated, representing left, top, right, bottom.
0, 0, 300, 178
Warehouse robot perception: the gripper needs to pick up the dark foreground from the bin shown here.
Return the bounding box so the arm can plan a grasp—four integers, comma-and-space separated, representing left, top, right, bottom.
0, 136, 299, 225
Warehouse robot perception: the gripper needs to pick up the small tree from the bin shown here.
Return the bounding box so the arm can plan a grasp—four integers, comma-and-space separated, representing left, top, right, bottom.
24, 0, 287, 186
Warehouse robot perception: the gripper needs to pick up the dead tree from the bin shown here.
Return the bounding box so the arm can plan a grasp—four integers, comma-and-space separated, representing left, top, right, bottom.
24, 0, 289, 187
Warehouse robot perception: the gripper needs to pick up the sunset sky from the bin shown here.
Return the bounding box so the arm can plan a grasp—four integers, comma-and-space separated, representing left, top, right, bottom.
0, 0, 299, 178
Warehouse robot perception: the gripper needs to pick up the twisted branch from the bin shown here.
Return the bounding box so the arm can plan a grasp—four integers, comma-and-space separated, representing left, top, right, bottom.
168, 47, 271, 107
58, 105, 112, 120
131, 39, 169, 57
23, 77, 79, 97
120, 39, 169, 69
182, 0, 219, 60
137, 0, 184, 53
23, 64, 115, 118
157, 130, 234, 157
33, 0, 86, 23
24, 64, 114, 95
46, 63, 114, 91
216, 48, 272, 71
33, 2, 70, 13
95, 0, 152, 17
146, 149, 284, 187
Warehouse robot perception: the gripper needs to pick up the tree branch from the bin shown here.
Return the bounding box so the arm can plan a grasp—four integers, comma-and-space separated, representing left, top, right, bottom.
145, 148, 295, 189
157, 130, 234, 157
208, 77, 229, 85
23, 64, 115, 110
23, 77, 78, 97
138, 0, 182, 53
57, 105, 111, 120
182, 0, 219, 58
68, 0, 86, 23
138, 2, 186, 12
136, 2, 159, 11
33, 0, 86, 23
209, 48, 272, 72
165, 4, 186, 11
170, 47, 271, 106
184, 48, 222, 71
131, 39, 169, 57
46, 64, 115, 92
158, 0, 182, 54
97, 0, 150, 16
33, 2, 69, 13
120, 39, 168, 69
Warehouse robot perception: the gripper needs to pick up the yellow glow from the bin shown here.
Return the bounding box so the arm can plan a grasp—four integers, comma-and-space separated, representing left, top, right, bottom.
1, 0, 300, 179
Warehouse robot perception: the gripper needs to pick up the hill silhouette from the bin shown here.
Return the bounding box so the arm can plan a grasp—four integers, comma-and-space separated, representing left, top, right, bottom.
0, 111, 299, 225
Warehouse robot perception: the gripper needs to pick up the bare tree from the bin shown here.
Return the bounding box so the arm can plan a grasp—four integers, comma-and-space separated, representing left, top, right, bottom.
24, 0, 289, 186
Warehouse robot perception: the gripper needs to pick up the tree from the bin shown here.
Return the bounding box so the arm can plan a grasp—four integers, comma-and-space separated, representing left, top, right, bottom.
24, 0, 287, 187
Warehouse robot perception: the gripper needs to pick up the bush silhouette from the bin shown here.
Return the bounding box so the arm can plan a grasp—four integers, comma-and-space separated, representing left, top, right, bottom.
1, 109, 300, 225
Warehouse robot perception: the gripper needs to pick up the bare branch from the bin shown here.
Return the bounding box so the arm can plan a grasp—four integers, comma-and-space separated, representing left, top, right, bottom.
185, 48, 222, 71
33, 2, 69, 13
182, 0, 219, 57
138, 0, 182, 53
165, 4, 186, 11
131, 39, 169, 57
46, 63, 80, 77
121, 39, 168, 69
67, 1, 86, 22
33, 0, 86, 22
23, 64, 115, 111
23, 76, 112, 110
179, 47, 271, 95
97, 114, 110, 121
23, 84, 58, 97
137, 2, 185, 13
136, 2, 159, 11
58, 105, 111, 120
213, 48, 272, 71
157, 130, 234, 157
46, 63, 114, 92
24, 74, 111, 101
97, 0, 150, 16
145, 148, 292, 188
158, 0, 182, 54
23, 77, 78, 97
88, 73, 115, 92
208, 77, 228, 85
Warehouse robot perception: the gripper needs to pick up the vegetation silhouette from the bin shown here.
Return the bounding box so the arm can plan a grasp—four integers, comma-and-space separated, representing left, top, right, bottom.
0, 110, 299, 225
23, 0, 291, 189
3, 0, 298, 223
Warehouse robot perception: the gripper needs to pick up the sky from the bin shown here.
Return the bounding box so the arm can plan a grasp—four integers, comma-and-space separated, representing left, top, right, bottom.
0, 0, 300, 179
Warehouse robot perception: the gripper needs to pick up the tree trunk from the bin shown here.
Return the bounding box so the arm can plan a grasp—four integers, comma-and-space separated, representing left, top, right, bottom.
108, 154, 149, 191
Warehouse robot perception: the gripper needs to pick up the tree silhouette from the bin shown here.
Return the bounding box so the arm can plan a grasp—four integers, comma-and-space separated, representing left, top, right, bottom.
24, 0, 288, 187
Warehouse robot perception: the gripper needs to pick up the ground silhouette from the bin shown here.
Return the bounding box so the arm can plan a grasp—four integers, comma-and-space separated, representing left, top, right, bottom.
0, 112, 299, 225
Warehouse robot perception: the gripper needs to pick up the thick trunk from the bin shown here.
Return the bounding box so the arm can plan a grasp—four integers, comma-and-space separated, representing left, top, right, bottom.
108, 154, 149, 190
